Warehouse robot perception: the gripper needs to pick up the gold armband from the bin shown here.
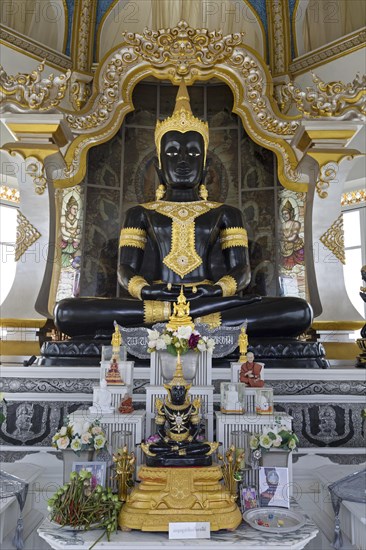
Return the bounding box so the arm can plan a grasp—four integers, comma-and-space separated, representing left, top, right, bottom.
119, 227, 147, 250
217, 275, 237, 297
155, 415, 165, 425
127, 275, 149, 300
220, 227, 248, 249
143, 300, 171, 323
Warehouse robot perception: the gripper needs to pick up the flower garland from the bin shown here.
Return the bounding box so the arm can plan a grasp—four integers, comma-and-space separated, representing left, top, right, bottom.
52, 416, 107, 454
147, 325, 215, 356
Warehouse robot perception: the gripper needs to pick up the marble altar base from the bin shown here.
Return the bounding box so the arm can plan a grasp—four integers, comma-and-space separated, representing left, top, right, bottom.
119, 465, 242, 532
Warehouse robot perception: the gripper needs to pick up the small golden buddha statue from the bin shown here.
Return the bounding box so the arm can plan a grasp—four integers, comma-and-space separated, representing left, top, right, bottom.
238, 323, 248, 362
166, 286, 195, 331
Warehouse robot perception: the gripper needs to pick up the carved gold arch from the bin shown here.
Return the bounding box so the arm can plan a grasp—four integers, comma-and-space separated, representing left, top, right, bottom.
55, 21, 305, 192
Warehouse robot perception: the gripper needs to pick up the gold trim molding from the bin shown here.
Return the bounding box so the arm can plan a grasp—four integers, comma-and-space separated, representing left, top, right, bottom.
266, 0, 291, 77
0, 60, 71, 111
55, 20, 304, 192
0, 318, 47, 328
320, 214, 345, 265
290, 28, 366, 76
341, 189, 366, 206
0, 24, 73, 71
312, 320, 365, 331
0, 185, 20, 204
15, 210, 41, 261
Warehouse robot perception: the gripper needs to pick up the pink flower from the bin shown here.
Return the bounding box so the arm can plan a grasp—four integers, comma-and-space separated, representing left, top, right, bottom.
57, 436, 70, 450
91, 426, 103, 435
81, 432, 92, 444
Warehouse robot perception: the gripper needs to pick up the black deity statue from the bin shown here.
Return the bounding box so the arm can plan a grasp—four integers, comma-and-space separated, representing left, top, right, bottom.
141, 354, 218, 467
55, 81, 312, 339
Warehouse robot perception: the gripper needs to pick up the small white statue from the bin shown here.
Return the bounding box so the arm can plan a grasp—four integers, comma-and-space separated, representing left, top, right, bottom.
89, 379, 114, 414
224, 383, 242, 412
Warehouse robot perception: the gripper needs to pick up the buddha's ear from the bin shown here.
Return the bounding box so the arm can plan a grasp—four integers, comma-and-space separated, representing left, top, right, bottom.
202, 157, 211, 182
153, 156, 164, 181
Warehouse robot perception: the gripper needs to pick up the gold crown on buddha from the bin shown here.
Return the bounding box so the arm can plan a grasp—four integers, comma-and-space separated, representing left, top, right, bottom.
164, 353, 192, 393
155, 80, 209, 167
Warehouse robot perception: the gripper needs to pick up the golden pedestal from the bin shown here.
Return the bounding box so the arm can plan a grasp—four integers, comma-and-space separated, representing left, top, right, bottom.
119, 465, 242, 531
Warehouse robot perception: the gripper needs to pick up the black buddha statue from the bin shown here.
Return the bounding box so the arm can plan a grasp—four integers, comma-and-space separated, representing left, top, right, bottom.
141, 353, 218, 467
55, 81, 312, 339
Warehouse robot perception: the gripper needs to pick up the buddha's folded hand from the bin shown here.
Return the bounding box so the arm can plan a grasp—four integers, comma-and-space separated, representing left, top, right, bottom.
141, 284, 181, 301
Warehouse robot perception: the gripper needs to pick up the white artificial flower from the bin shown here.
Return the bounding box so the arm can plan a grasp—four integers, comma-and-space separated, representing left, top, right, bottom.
249, 435, 259, 450
148, 339, 157, 350
80, 422, 90, 434
147, 329, 160, 340
94, 434, 106, 449
288, 438, 297, 450
176, 326, 192, 339
70, 438, 82, 452
81, 432, 92, 444
206, 338, 215, 352
57, 436, 70, 450
70, 421, 83, 436
197, 342, 206, 352
59, 426, 67, 436
273, 436, 282, 447
156, 339, 167, 350
259, 434, 272, 449
162, 334, 172, 345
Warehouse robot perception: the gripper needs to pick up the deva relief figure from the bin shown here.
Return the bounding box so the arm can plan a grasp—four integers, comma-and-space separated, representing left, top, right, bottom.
60, 194, 81, 269
280, 199, 305, 271
55, 82, 312, 338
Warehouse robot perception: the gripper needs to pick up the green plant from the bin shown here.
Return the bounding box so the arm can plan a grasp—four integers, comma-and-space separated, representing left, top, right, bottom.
48, 470, 121, 548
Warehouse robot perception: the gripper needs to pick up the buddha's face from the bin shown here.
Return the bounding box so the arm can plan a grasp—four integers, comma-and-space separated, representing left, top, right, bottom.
170, 385, 187, 405
160, 130, 204, 188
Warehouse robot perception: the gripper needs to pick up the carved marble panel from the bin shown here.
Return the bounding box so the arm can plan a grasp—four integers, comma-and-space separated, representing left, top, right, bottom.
0, 401, 90, 446
275, 402, 365, 448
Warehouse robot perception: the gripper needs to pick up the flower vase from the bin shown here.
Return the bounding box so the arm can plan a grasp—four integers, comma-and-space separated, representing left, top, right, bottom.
62, 449, 94, 484
158, 350, 199, 382
259, 449, 291, 468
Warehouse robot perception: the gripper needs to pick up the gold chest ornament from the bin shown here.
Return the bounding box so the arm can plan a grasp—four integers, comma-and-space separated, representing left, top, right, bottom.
143, 200, 220, 278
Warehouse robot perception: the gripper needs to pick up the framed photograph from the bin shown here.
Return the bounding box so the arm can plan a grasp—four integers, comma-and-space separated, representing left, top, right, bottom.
72, 461, 107, 489
241, 486, 258, 512
259, 467, 290, 508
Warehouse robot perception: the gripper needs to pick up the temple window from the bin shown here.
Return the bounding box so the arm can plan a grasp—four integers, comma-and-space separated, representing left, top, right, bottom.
0, 202, 17, 305
343, 206, 366, 318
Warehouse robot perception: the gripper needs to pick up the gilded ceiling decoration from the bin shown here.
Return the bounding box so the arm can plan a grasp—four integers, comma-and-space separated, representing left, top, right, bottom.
15, 210, 41, 262
320, 215, 345, 265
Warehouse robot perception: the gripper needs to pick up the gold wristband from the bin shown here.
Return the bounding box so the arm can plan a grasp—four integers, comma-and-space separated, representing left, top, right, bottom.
127, 275, 149, 300
217, 275, 237, 297
195, 312, 222, 328
220, 227, 248, 249
143, 300, 171, 323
